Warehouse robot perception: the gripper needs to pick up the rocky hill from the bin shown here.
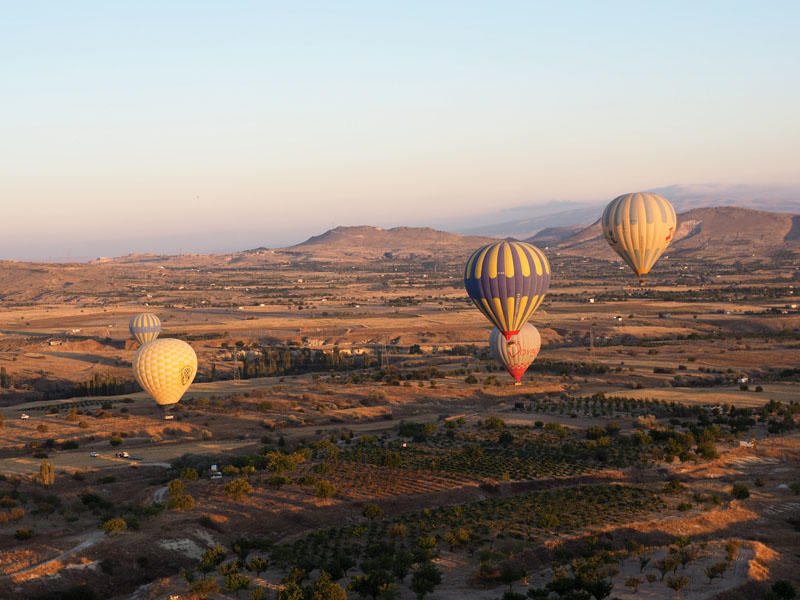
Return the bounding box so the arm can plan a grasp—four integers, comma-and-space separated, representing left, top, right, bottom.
534, 206, 800, 265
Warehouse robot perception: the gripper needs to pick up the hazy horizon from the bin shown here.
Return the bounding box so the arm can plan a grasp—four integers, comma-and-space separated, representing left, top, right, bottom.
3, 2, 799, 261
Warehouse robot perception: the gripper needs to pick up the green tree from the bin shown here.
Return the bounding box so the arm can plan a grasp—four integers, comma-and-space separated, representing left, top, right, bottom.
168, 478, 184, 497
390, 548, 413, 582
500, 562, 526, 592
314, 479, 336, 498
102, 518, 127, 534
246, 556, 269, 576
349, 569, 394, 599
625, 576, 642, 593
731, 483, 750, 499
267, 474, 291, 489
306, 572, 347, 600
411, 562, 442, 600
249, 587, 267, 600
704, 562, 728, 583
180, 467, 199, 480
39, 459, 55, 486
666, 574, 689, 597
225, 477, 254, 501
224, 572, 251, 598
278, 582, 303, 600
363, 503, 383, 518
199, 546, 228, 579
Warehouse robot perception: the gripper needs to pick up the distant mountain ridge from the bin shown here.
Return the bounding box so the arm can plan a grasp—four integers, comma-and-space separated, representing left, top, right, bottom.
457, 183, 800, 240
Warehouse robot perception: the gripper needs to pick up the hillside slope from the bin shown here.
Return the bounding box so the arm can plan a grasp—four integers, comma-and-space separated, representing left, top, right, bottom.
532, 206, 800, 264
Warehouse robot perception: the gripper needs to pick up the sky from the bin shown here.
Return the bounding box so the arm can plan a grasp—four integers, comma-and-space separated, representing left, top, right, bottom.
1, 1, 799, 260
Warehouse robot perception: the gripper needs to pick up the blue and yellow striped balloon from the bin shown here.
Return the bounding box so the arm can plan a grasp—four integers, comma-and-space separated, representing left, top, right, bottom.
129, 312, 162, 345
464, 241, 551, 339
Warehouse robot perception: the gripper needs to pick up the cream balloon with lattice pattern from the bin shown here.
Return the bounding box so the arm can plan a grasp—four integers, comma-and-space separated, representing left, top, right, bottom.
133, 338, 197, 406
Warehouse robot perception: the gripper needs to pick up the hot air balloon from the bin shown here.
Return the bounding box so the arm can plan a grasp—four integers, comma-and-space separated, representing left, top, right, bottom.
490, 323, 541, 383
133, 338, 197, 407
464, 241, 550, 339
601, 192, 677, 285
129, 312, 162, 345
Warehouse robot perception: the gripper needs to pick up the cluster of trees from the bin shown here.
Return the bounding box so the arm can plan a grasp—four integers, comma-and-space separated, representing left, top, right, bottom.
186, 541, 443, 600
225, 344, 381, 381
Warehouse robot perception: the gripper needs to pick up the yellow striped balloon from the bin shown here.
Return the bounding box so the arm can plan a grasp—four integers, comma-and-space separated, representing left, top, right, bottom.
464, 241, 551, 339
129, 312, 162, 345
133, 338, 197, 406
601, 192, 677, 284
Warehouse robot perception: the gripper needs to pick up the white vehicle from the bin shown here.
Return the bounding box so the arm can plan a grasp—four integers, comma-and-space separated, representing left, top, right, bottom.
90, 451, 99, 457
163, 415, 174, 420
20, 413, 30, 420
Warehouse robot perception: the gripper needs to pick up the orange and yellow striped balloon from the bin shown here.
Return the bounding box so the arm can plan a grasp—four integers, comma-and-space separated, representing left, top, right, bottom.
601, 192, 677, 284
133, 338, 197, 406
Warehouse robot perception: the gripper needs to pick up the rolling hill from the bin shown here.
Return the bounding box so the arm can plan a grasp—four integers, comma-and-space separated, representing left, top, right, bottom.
533, 206, 800, 265
285, 225, 496, 262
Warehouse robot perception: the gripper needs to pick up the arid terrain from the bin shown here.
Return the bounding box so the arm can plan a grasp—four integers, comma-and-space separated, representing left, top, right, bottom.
0, 207, 798, 600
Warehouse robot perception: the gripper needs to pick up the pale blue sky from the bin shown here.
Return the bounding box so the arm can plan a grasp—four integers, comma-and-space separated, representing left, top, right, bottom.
1, 1, 798, 259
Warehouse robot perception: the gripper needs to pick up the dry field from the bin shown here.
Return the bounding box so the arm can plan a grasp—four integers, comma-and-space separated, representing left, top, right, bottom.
0, 251, 798, 600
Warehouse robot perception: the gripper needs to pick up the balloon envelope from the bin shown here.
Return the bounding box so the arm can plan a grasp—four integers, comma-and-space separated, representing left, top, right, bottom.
490, 323, 541, 382
129, 312, 162, 345
601, 192, 676, 283
133, 338, 197, 406
464, 241, 550, 339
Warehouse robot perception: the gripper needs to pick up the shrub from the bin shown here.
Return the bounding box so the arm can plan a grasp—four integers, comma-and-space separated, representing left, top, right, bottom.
411, 561, 442, 599
390, 523, 408, 538
109, 436, 123, 446
266, 475, 291, 489
731, 483, 750, 499
169, 494, 195, 510
663, 479, 687, 494
180, 467, 199, 481
14, 528, 34, 540
704, 561, 728, 582
224, 478, 254, 501
102, 518, 127, 534
314, 479, 336, 498
362, 503, 383, 519
484, 416, 505, 430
